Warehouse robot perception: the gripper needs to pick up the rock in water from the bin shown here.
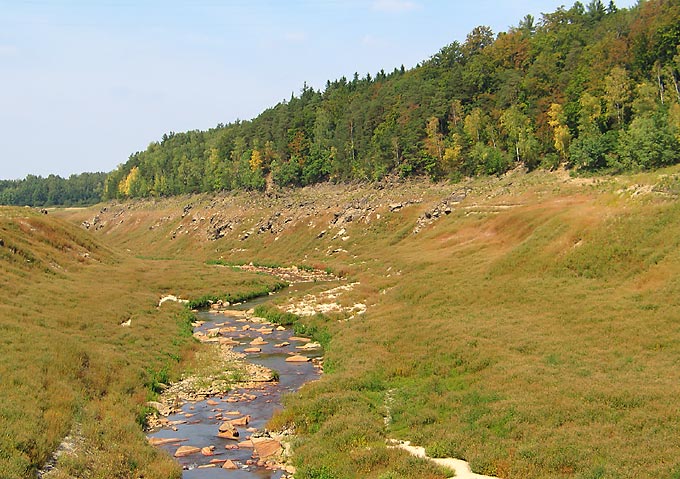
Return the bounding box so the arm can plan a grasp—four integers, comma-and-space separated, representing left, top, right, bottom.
222, 459, 238, 469
251, 437, 282, 459
230, 415, 250, 427
174, 445, 201, 457
285, 355, 311, 362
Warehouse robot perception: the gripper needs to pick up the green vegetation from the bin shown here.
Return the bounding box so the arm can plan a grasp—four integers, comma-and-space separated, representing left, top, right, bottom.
100, 1, 680, 201
0, 207, 284, 478
185, 280, 287, 309
0, 172, 107, 206
57, 167, 680, 478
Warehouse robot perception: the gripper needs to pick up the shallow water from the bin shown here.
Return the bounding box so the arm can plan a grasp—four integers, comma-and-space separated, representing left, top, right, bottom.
148, 304, 322, 477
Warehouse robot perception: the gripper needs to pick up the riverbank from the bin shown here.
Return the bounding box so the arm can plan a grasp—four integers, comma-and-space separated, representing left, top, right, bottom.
147, 304, 324, 477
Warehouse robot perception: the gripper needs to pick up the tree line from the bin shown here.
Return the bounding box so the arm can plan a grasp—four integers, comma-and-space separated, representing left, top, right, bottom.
0, 173, 107, 207
3, 1, 680, 206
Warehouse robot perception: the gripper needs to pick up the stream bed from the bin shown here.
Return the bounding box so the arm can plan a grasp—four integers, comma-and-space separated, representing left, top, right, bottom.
148, 296, 323, 478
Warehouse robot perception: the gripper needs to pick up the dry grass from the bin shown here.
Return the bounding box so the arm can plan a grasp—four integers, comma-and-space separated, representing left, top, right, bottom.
48, 169, 680, 478
0, 207, 284, 478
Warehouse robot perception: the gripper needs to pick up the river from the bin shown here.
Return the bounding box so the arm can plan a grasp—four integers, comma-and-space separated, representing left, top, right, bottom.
148, 288, 323, 478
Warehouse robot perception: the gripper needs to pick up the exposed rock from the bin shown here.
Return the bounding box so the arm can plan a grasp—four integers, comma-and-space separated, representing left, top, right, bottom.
146, 401, 172, 417
285, 355, 310, 363
252, 437, 283, 459
218, 421, 239, 434
217, 431, 240, 440
296, 342, 321, 350
201, 446, 215, 456
174, 445, 201, 457
230, 415, 251, 427
222, 459, 239, 470
244, 347, 262, 353
147, 437, 186, 446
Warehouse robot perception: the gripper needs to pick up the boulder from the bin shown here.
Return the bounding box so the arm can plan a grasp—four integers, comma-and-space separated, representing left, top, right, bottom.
218, 421, 238, 434
250, 337, 268, 346
174, 445, 201, 457
230, 415, 251, 427
286, 355, 311, 362
147, 437, 186, 446
252, 437, 282, 459
201, 446, 215, 456
206, 399, 219, 406
244, 347, 261, 353
289, 336, 311, 343
217, 430, 240, 440
222, 459, 239, 470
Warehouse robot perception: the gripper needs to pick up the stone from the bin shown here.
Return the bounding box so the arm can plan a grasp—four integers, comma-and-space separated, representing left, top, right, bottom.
230, 415, 251, 427
222, 459, 238, 470
218, 421, 239, 434
244, 347, 261, 353
145, 401, 173, 416
201, 446, 215, 456
217, 430, 240, 440
250, 337, 268, 346
198, 464, 216, 469
174, 445, 201, 457
147, 437, 186, 446
252, 437, 283, 459
289, 336, 311, 343
276, 326, 286, 331
285, 355, 311, 362
206, 399, 219, 406
237, 439, 254, 448
225, 410, 241, 416
296, 342, 321, 350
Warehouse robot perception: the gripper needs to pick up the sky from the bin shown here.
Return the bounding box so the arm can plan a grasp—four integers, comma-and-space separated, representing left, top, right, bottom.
0, 0, 638, 180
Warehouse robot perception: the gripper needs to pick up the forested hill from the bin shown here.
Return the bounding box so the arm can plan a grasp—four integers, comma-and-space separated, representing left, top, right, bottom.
5, 1, 679, 206
0, 173, 107, 207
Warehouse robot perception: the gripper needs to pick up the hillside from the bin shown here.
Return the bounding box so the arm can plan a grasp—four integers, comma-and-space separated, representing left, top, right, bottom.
100, 0, 680, 201
57, 167, 680, 478
0, 207, 286, 478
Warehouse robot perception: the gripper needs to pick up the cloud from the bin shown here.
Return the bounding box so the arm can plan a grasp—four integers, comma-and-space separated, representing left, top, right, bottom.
372, 0, 421, 13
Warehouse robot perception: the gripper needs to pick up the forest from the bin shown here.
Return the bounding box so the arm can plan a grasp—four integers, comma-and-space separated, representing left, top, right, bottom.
3, 1, 680, 205
0, 173, 107, 207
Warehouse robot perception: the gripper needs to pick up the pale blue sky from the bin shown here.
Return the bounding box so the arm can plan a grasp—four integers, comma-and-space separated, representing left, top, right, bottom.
0, 0, 637, 180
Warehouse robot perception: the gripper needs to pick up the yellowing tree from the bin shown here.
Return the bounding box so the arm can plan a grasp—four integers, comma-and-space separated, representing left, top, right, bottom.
250, 149, 263, 172
547, 103, 572, 160
604, 66, 631, 125
118, 166, 140, 197
424, 117, 444, 164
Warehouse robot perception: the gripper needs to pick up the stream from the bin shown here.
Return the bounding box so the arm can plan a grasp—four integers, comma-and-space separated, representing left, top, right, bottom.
148, 287, 324, 478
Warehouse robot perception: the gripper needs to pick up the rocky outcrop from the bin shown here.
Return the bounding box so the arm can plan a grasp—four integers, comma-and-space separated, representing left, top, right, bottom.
412, 188, 469, 234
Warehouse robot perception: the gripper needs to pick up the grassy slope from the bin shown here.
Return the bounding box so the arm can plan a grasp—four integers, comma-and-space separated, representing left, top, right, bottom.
57, 169, 680, 478
0, 207, 285, 479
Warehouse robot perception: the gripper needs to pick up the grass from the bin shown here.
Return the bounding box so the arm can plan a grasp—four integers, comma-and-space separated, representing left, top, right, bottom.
0, 207, 287, 478
45, 169, 680, 477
